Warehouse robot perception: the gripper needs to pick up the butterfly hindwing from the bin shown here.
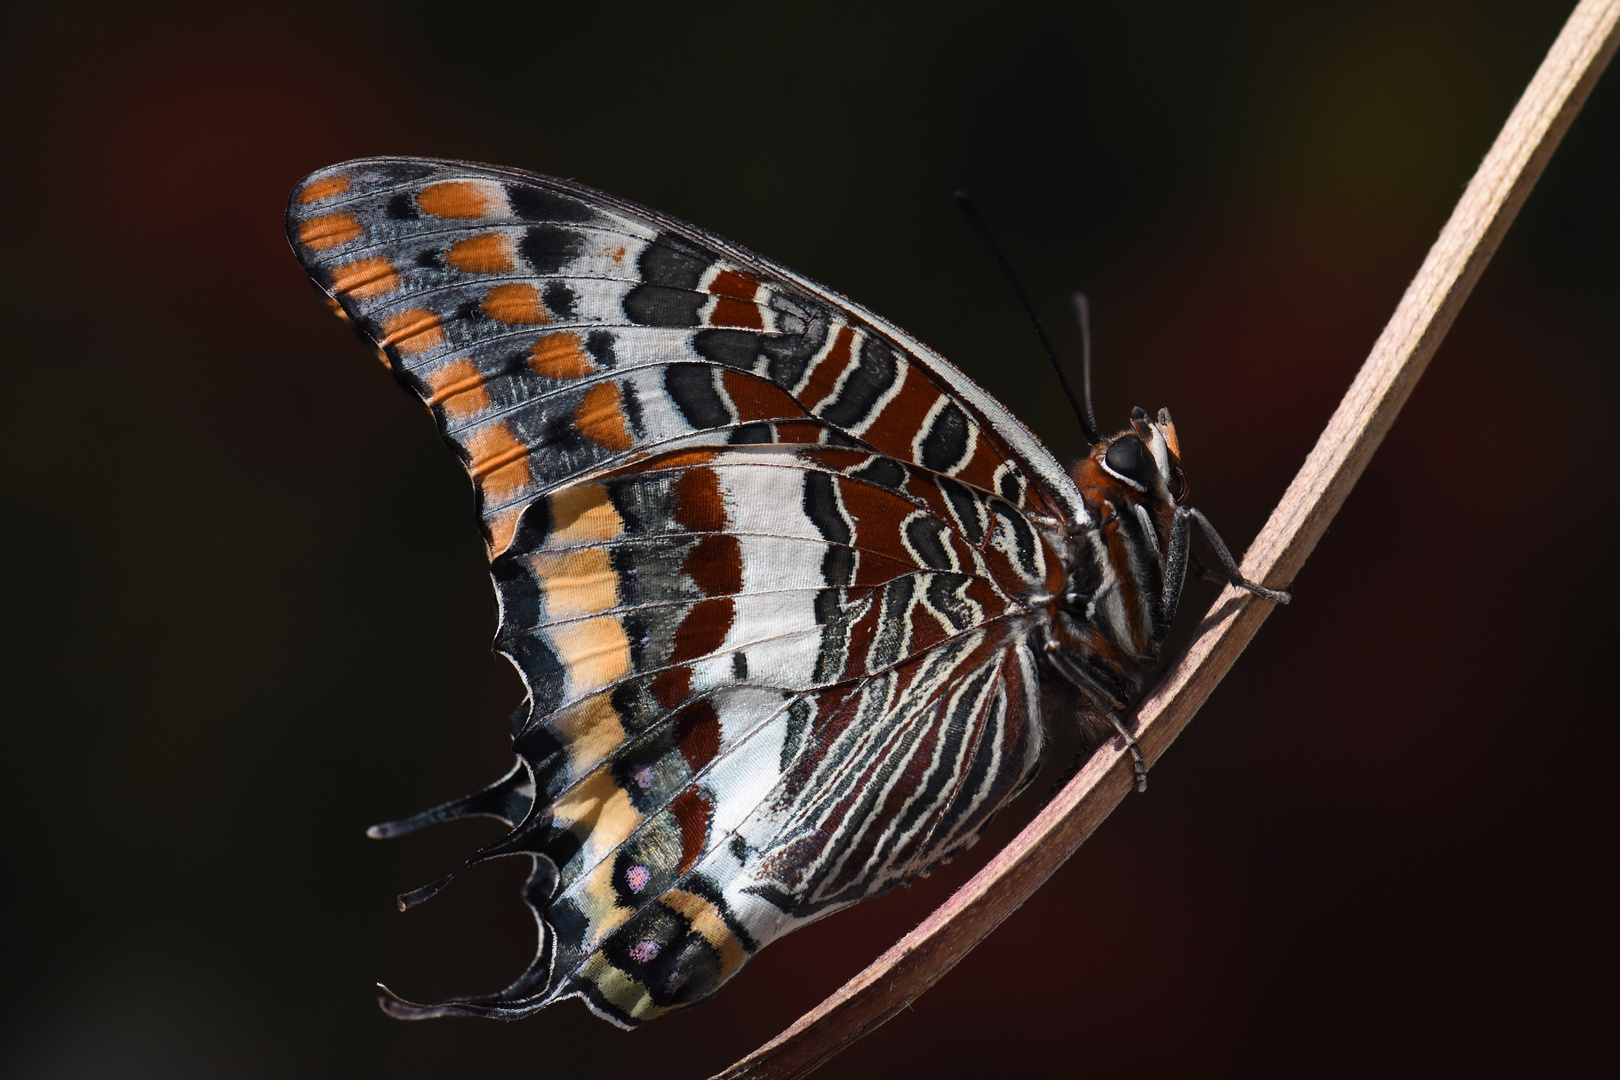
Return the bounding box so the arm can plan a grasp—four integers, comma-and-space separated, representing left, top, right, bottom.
287, 158, 1083, 1026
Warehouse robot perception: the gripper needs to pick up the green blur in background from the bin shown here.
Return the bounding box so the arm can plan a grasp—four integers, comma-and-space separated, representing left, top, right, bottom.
1, 1, 1613, 1077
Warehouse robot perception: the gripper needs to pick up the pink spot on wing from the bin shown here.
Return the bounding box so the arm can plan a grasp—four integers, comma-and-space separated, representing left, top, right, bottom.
630, 939, 660, 963
626, 865, 651, 892
631, 765, 655, 789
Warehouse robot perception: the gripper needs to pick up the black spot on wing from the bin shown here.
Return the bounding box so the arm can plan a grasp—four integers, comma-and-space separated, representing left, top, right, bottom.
512, 722, 565, 773
919, 400, 971, 472
505, 184, 598, 223
509, 495, 554, 550
621, 381, 646, 438
904, 515, 954, 571
991, 499, 1040, 579
818, 546, 854, 592
817, 336, 898, 428
385, 191, 418, 220
693, 328, 760, 368
491, 549, 541, 634
639, 232, 714, 288
585, 329, 618, 367
997, 468, 1023, 504
848, 456, 906, 490
520, 225, 585, 274
807, 470, 855, 595
937, 476, 987, 545
822, 430, 861, 449
665, 364, 731, 428
499, 628, 566, 715
534, 410, 593, 463
624, 286, 705, 327
542, 282, 577, 320
926, 573, 975, 631
803, 472, 851, 545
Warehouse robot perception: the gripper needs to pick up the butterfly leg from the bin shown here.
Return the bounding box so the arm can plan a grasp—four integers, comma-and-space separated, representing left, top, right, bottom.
1179, 507, 1292, 604
1042, 703, 1148, 802
1102, 705, 1149, 793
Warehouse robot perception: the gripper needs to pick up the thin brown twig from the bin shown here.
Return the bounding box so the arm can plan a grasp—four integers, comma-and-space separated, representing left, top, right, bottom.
713, 3, 1620, 1077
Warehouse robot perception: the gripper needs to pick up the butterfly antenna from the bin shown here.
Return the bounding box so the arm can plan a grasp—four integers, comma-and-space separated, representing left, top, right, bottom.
1070, 291, 1100, 441
954, 191, 1100, 445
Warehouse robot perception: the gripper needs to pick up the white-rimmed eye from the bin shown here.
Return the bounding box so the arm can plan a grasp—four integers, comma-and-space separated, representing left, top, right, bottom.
1103, 435, 1157, 489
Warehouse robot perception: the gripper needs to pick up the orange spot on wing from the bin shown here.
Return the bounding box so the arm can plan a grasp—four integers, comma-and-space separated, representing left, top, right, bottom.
774, 421, 824, 443
650, 665, 692, 708
668, 597, 734, 664
417, 180, 491, 219
708, 269, 763, 329
673, 699, 721, 772
426, 359, 489, 418
481, 282, 551, 325
673, 467, 726, 531
711, 297, 764, 329
609, 245, 626, 264
552, 769, 640, 856
299, 174, 350, 203
444, 232, 515, 274
683, 533, 742, 597
299, 212, 362, 250
796, 325, 855, 410
720, 368, 804, 421
328, 256, 398, 300
648, 448, 721, 470
709, 269, 759, 301
551, 693, 627, 777
669, 788, 713, 875
467, 421, 532, 502
575, 382, 633, 451
532, 547, 620, 617
547, 484, 625, 545
486, 507, 521, 556
529, 332, 595, 379
378, 309, 444, 355
548, 617, 633, 698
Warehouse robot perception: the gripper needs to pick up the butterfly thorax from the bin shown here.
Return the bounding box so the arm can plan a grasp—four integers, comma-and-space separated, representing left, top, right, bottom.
1037, 409, 1184, 713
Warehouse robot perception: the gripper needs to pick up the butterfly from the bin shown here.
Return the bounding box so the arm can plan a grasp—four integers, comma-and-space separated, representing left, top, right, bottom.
286, 157, 1289, 1028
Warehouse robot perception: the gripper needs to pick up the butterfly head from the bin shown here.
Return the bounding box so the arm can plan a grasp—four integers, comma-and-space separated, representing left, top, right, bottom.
1087, 405, 1188, 504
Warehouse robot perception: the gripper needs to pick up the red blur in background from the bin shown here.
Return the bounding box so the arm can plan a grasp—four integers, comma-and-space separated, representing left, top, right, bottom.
1, 3, 1613, 1077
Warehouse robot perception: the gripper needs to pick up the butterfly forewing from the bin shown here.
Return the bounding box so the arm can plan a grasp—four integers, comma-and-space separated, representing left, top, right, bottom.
287, 157, 1087, 1026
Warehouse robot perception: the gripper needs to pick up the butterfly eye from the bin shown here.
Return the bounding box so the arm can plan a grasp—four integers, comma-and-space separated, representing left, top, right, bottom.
1104, 435, 1158, 489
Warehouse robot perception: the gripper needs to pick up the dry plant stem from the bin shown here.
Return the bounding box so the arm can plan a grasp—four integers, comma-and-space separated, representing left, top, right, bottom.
714, 3, 1620, 1079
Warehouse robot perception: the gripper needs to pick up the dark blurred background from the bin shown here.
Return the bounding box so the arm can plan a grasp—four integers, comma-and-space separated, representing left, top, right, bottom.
2, 1, 1614, 1077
